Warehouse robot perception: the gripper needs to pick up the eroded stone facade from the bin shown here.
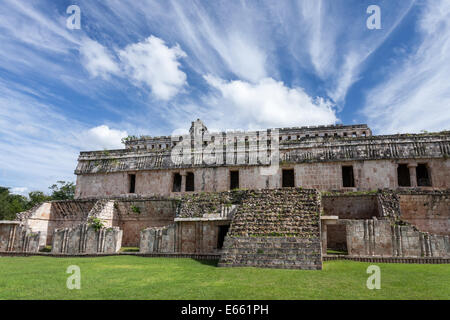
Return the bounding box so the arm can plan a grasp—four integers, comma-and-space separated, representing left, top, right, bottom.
11, 120, 450, 266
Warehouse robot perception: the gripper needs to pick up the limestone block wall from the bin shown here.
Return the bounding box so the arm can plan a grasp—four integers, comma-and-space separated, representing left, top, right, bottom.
18, 200, 96, 246
176, 221, 228, 253
0, 222, 40, 252
74, 158, 450, 199
140, 224, 176, 253
219, 188, 322, 270
16, 202, 52, 247
87, 200, 116, 227
75, 172, 129, 199
322, 195, 379, 219
51, 224, 122, 254
177, 192, 234, 218
114, 200, 177, 247
344, 219, 450, 257
398, 191, 450, 235
345, 219, 393, 256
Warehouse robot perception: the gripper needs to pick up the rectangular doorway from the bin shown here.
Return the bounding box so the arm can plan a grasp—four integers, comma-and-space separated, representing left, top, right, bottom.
282, 169, 295, 187
217, 225, 230, 249
230, 170, 239, 190
128, 174, 136, 193
342, 166, 355, 188
186, 172, 195, 191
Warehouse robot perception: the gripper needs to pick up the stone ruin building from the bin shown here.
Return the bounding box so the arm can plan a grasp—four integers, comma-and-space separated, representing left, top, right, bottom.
1, 119, 449, 269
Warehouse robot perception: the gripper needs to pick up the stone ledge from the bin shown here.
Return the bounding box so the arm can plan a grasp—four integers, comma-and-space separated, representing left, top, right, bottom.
0, 251, 220, 260
323, 255, 450, 264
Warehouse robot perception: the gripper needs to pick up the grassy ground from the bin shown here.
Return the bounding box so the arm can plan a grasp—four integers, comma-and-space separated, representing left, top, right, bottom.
0, 256, 448, 300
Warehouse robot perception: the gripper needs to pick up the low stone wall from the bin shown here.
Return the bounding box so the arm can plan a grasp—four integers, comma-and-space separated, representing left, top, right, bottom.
0, 221, 40, 252
219, 188, 322, 270
344, 219, 450, 257
140, 224, 176, 253
51, 224, 122, 254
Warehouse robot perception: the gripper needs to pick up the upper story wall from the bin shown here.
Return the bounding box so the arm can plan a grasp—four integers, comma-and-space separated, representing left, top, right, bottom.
75, 157, 450, 199
74, 119, 450, 198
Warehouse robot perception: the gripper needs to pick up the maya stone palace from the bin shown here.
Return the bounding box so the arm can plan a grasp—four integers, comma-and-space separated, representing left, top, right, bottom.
2, 119, 449, 269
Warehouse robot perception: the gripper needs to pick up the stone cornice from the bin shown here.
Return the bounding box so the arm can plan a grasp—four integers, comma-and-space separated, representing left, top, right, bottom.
75, 133, 450, 174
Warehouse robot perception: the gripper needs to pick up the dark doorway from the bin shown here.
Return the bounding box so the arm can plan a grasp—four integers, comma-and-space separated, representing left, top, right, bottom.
327, 224, 348, 254
282, 169, 295, 187
230, 170, 239, 190
172, 173, 181, 192
342, 166, 355, 187
416, 164, 431, 186
186, 172, 195, 191
397, 164, 411, 187
129, 174, 136, 193
217, 225, 229, 249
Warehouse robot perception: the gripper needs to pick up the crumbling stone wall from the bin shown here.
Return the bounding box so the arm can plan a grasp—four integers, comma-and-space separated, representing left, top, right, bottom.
322, 194, 379, 219
17, 200, 96, 246
140, 224, 176, 253
174, 221, 229, 253
398, 191, 449, 235
114, 200, 177, 247
219, 188, 322, 270
87, 200, 115, 227
343, 219, 449, 257
0, 221, 40, 252
52, 223, 122, 254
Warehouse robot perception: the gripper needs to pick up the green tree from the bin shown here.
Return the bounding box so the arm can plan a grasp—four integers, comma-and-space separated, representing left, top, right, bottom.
0, 187, 28, 220
49, 181, 75, 200
27, 191, 52, 208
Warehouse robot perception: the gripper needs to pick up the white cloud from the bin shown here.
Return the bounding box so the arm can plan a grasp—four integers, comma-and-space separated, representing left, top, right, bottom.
199, 75, 337, 129
118, 36, 187, 100
10, 187, 28, 196
362, 0, 450, 134
79, 38, 120, 78
0, 82, 129, 192
168, 1, 269, 83
78, 125, 128, 151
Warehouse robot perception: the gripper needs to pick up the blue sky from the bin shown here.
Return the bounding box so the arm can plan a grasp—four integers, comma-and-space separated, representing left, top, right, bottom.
0, 0, 449, 195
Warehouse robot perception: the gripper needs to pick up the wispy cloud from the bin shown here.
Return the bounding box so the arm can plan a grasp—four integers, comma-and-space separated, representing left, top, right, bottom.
363, 0, 450, 133
0, 0, 448, 194
0, 81, 127, 191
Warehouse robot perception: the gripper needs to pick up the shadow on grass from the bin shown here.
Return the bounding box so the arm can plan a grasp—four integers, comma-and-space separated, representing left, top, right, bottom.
192, 259, 219, 267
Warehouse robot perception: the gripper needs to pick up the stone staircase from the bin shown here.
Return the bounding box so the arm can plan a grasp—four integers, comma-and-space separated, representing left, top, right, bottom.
218, 188, 322, 270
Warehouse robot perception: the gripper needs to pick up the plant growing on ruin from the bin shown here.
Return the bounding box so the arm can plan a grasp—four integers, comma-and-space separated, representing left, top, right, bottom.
121, 135, 138, 144
88, 217, 104, 231
131, 205, 141, 214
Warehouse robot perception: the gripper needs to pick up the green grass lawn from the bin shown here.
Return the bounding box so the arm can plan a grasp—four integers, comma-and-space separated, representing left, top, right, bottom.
0, 256, 448, 300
